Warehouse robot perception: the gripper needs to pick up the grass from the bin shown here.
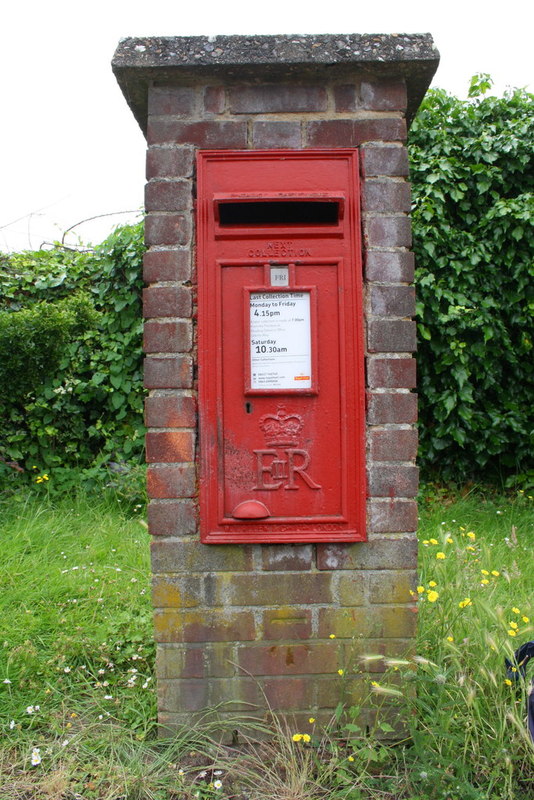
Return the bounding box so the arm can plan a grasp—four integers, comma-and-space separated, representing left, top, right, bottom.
0, 485, 533, 799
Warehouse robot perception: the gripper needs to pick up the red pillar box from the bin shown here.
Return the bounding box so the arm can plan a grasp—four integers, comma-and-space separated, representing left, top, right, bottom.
197, 150, 365, 543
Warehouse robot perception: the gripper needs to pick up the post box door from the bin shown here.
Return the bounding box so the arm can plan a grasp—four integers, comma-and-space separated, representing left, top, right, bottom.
197, 150, 366, 543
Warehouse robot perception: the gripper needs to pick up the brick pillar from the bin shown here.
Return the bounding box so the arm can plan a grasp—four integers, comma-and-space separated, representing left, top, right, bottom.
113, 33, 439, 734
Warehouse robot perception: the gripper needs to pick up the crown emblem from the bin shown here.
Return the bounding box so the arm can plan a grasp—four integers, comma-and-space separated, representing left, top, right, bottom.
259, 405, 304, 448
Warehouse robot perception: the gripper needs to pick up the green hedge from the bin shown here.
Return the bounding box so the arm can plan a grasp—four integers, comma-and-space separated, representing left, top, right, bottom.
0, 224, 145, 493
409, 79, 533, 482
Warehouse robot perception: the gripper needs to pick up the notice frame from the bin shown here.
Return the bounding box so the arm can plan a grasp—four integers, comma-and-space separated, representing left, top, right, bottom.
244, 286, 318, 395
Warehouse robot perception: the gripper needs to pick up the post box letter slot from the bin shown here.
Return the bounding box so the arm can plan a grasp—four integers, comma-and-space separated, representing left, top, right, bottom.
217, 199, 341, 226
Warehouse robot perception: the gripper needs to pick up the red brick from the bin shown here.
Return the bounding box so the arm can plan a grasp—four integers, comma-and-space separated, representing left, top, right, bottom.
154, 609, 256, 643
362, 180, 411, 213
365, 251, 414, 282
156, 644, 206, 679
145, 180, 190, 212
334, 574, 367, 606
145, 394, 196, 428
317, 537, 417, 570
317, 605, 417, 639
205, 572, 334, 607
146, 431, 194, 463
237, 642, 339, 676
333, 84, 359, 112
144, 320, 192, 353
144, 356, 193, 389
143, 286, 192, 318
146, 146, 194, 179
148, 119, 247, 148
263, 609, 312, 640
147, 464, 196, 498
369, 285, 415, 317
229, 85, 327, 113
152, 575, 203, 608
367, 320, 417, 353
367, 499, 418, 533
148, 87, 196, 116
158, 678, 208, 711
203, 644, 239, 677
145, 213, 191, 246
252, 121, 302, 149
151, 539, 254, 573
143, 249, 191, 282
147, 499, 198, 536
360, 80, 407, 111
361, 144, 409, 177
369, 428, 418, 461
367, 464, 419, 497
208, 678, 262, 709
263, 678, 314, 710
367, 358, 416, 389
261, 544, 314, 571
367, 392, 418, 424
332, 82, 406, 113
367, 570, 417, 604
364, 215, 412, 248
204, 86, 226, 114
306, 118, 406, 147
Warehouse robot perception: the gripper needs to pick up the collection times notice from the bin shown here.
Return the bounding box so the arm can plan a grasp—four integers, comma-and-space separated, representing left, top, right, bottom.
249, 292, 312, 390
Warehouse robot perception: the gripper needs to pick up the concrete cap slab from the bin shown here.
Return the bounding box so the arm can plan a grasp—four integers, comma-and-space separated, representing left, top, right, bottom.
112, 33, 439, 134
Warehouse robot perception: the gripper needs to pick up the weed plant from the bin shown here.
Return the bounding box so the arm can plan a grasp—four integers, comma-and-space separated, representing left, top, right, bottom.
0, 487, 532, 799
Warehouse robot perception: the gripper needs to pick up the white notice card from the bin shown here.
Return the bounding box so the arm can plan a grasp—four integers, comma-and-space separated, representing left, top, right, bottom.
250, 292, 312, 390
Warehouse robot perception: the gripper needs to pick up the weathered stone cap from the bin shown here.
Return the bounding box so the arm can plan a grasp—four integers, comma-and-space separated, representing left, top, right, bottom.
113, 33, 439, 134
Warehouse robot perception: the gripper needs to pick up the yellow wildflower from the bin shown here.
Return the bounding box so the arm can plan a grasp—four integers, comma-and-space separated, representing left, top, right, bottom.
522, 616, 530, 623
429, 538, 438, 545
348, 755, 354, 762
416, 586, 425, 594
508, 630, 517, 637
447, 636, 454, 642
459, 598, 472, 609
337, 669, 344, 676
467, 531, 476, 540
302, 733, 311, 743
329, 634, 336, 639
481, 569, 489, 576
481, 579, 489, 585
427, 590, 439, 603
504, 679, 512, 686
512, 608, 520, 615
292, 733, 303, 742
308, 717, 315, 724
446, 537, 453, 544
466, 546, 475, 552
428, 581, 437, 588
491, 570, 500, 577
509, 621, 518, 629
371, 681, 380, 687
436, 552, 446, 560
